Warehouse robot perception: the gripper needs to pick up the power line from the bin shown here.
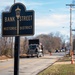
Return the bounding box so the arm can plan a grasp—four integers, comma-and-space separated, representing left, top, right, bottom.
72, 0, 75, 4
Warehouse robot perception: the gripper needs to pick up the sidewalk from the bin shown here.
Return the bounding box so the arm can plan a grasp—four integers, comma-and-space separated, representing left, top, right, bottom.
54, 55, 75, 65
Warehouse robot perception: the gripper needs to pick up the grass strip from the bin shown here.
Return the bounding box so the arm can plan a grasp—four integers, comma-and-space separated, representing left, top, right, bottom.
38, 54, 75, 75
38, 64, 75, 75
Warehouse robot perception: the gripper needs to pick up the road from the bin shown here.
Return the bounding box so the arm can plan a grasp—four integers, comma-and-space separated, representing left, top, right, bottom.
0, 52, 65, 75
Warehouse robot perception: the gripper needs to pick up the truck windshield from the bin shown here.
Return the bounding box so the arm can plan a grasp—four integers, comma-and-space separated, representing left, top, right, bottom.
29, 45, 37, 49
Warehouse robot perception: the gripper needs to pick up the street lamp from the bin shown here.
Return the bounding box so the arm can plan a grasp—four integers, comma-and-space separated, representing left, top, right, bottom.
15, 6, 21, 35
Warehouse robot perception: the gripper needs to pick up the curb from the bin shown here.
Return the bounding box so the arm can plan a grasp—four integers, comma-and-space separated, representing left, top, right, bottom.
0, 59, 12, 62
36, 58, 59, 75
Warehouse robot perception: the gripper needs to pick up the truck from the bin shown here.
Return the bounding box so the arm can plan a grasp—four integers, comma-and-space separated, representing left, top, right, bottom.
27, 39, 43, 58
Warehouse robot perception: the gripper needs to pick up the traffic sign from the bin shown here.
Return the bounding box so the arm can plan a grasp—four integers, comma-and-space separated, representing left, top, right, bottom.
2, 3, 34, 36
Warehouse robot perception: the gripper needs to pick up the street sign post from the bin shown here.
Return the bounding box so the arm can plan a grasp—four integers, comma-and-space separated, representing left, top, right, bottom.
2, 3, 34, 36
2, 3, 34, 75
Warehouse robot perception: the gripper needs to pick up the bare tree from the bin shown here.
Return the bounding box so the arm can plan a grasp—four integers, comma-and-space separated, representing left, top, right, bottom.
0, 6, 12, 57
35, 33, 63, 53
20, 37, 28, 54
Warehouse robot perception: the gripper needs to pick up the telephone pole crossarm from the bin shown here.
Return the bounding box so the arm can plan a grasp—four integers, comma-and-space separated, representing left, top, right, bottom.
66, 4, 75, 6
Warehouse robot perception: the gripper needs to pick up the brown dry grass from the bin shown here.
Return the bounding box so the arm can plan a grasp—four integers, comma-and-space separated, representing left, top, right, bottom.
0, 55, 9, 60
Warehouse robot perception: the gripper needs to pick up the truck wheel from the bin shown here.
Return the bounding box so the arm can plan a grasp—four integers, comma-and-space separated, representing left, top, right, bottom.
31, 54, 33, 57
27, 56, 29, 58
37, 55, 39, 58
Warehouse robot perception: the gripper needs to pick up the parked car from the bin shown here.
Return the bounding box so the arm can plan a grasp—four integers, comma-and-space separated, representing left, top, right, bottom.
60, 49, 65, 52
55, 49, 59, 52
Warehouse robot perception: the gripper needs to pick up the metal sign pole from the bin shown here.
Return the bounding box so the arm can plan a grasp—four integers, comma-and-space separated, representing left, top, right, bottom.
14, 2, 20, 75
14, 1, 20, 75
14, 36, 20, 75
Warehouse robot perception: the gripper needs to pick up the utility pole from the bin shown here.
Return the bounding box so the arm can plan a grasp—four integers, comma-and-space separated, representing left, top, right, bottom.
14, 0, 15, 4
66, 4, 75, 54
11, 0, 15, 58
66, 4, 75, 64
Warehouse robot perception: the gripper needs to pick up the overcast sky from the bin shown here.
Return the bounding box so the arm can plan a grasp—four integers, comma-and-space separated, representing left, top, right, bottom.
0, 0, 75, 40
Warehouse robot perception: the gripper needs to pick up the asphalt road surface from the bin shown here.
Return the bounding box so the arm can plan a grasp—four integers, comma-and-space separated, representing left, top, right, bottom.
0, 52, 65, 75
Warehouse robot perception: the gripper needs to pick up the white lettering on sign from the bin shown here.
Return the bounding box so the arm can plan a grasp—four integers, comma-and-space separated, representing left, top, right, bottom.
19, 15, 32, 21
4, 15, 33, 22
20, 26, 32, 30
5, 17, 15, 22
4, 27, 17, 30
3, 26, 32, 30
